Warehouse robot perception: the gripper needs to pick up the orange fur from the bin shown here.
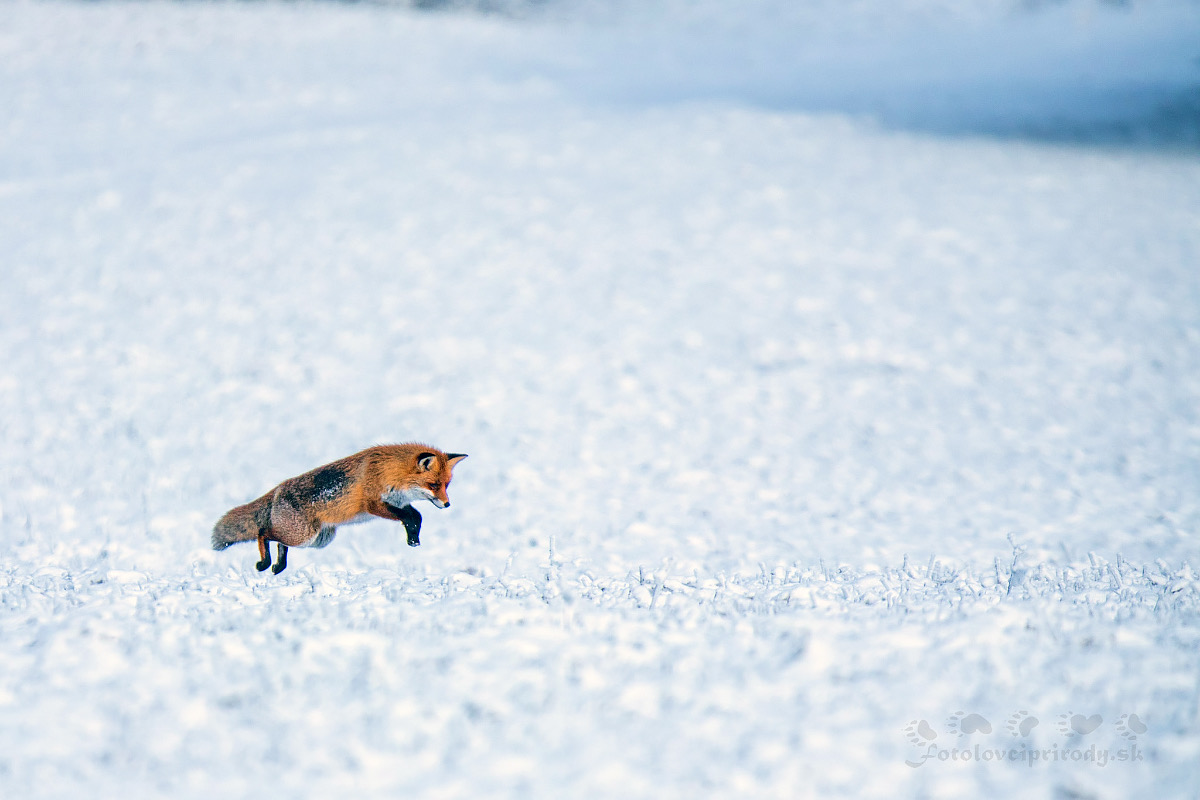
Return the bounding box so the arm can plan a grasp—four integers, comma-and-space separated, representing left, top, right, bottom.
213, 444, 466, 573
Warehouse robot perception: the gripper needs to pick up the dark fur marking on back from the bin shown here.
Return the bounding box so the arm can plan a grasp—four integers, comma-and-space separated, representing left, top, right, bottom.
309, 465, 349, 504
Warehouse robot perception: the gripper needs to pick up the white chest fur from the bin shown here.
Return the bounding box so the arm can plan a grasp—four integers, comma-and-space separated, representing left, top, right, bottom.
381, 487, 431, 508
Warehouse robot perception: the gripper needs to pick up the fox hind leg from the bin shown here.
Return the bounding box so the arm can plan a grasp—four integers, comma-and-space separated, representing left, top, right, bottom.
271, 543, 289, 574
256, 534, 272, 572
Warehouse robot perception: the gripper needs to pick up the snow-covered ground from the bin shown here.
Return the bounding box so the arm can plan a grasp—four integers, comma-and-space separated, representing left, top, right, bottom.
1, 1, 1199, 797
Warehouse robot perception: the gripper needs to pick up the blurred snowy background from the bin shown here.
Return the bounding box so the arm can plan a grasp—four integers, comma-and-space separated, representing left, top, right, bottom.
1, 0, 1198, 797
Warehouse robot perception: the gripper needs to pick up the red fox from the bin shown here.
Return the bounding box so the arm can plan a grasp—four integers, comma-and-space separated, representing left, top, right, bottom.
212, 444, 466, 574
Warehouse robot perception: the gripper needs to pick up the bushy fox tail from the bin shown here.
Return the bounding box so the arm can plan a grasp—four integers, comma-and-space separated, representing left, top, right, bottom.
212, 494, 271, 551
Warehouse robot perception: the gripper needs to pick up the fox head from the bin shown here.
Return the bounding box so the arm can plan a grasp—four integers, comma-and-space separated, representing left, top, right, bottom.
415, 451, 467, 508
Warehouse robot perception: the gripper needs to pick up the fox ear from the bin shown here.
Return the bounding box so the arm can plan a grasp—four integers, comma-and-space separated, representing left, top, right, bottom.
416, 453, 438, 472
446, 453, 467, 467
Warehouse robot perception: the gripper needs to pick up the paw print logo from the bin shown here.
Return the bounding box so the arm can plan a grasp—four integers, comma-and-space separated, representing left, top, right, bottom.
904, 719, 938, 745
1057, 712, 1103, 737
1115, 713, 1147, 741
1006, 710, 1039, 737
946, 712, 991, 737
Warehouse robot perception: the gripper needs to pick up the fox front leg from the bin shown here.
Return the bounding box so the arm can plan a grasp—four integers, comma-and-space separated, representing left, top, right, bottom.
386, 503, 423, 547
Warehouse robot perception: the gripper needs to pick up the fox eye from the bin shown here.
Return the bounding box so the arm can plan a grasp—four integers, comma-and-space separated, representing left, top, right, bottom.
429, 482, 442, 492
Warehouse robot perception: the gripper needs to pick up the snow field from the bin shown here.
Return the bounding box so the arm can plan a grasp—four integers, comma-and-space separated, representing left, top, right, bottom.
2, 545, 1197, 797
1, 1, 1199, 797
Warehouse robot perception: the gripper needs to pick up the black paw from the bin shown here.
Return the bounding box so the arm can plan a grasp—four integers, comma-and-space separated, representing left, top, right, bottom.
397, 504, 422, 547
271, 561, 287, 575
255, 559, 271, 572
